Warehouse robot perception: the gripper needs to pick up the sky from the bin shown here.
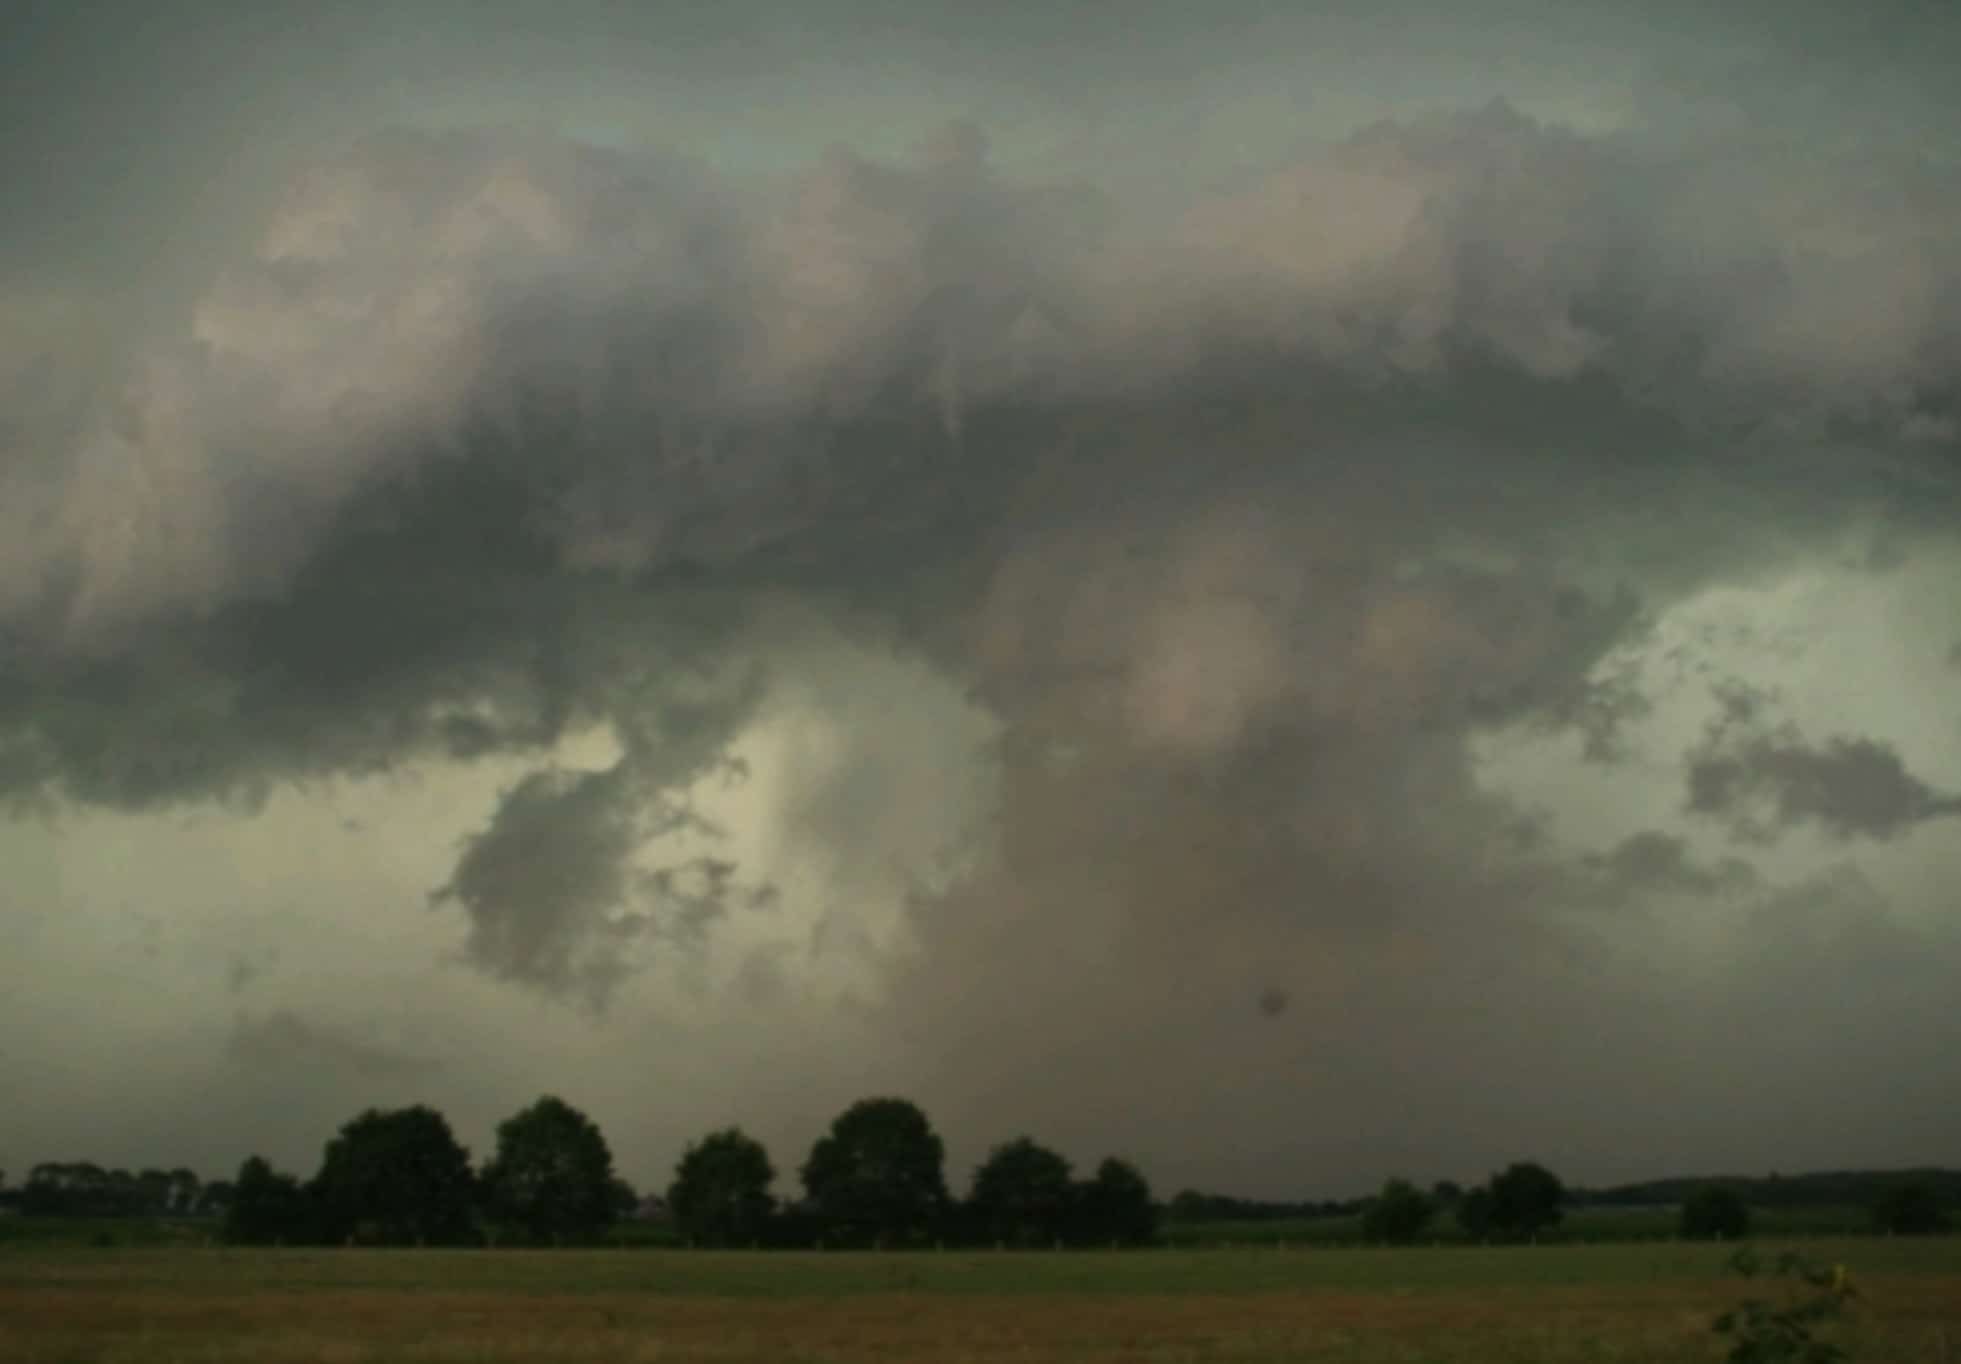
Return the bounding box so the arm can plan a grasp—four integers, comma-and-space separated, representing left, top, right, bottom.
2, 0, 1960, 1201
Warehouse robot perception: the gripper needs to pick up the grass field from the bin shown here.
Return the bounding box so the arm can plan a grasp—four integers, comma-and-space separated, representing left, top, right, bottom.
4, 1238, 1959, 1363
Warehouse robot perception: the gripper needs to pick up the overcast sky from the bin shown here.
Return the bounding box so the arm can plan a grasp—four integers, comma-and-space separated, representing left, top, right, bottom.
3, 0, 1960, 1201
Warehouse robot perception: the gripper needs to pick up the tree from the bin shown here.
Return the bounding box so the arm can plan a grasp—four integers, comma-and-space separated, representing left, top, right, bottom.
1362, 1178, 1436, 1245
1430, 1179, 1463, 1208
480, 1095, 619, 1245
800, 1097, 948, 1246
310, 1105, 477, 1246
610, 1176, 641, 1222
1456, 1186, 1495, 1241
1680, 1184, 1751, 1240
969, 1137, 1074, 1247
224, 1156, 311, 1245
668, 1128, 776, 1247
1074, 1157, 1158, 1246
167, 1167, 202, 1216
197, 1180, 236, 1217
1873, 1182, 1947, 1236
1486, 1162, 1565, 1241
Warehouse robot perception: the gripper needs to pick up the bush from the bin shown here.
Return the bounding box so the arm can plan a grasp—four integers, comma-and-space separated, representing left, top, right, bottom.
1872, 1182, 1947, 1236
1361, 1178, 1435, 1245
1712, 1247, 1857, 1363
1682, 1185, 1752, 1240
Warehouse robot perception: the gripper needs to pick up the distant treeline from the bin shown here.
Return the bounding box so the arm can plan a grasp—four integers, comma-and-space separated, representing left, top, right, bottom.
1165, 1192, 1362, 1222
2, 1095, 1156, 1250
1571, 1169, 1961, 1211
3, 1098, 1952, 1248
2, 1164, 225, 1219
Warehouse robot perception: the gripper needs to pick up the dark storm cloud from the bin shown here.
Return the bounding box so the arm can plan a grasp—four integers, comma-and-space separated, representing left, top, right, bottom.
1584, 831, 1759, 902
0, 109, 1953, 917
2, 83, 1960, 1172
1685, 689, 1961, 842
434, 756, 775, 1004
433, 765, 654, 1002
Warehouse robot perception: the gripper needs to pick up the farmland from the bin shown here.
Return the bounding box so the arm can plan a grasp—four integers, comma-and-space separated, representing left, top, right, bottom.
5, 1237, 1959, 1363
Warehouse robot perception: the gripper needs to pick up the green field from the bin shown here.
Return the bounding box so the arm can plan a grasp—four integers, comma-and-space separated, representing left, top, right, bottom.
4, 1238, 1959, 1362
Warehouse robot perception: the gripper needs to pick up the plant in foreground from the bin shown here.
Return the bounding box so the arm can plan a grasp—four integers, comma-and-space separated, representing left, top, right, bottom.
1713, 1247, 1859, 1364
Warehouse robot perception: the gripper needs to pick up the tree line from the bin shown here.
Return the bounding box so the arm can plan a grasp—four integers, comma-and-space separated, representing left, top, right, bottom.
5, 1164, 223, 1219
1265, 1168, 1948, 1245
5, 1106, 1948, 1247
205, 1094, 1156, 1248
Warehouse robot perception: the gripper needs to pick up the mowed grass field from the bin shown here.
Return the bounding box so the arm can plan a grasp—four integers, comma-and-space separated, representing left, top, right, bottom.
4, 1238, 1958, 1363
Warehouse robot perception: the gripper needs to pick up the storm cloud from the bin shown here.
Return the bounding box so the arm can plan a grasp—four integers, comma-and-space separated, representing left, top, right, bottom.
1686, 683, 1961, 842
4, 0, 1961, 1195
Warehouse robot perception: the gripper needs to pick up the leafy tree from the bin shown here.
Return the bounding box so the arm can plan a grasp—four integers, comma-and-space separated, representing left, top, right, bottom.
1074, 1157, 1158, 1246
1872, 1181, 1947, 1236
197, 1180, 236, 1217
1487, 1161, 1565, 1241
801, 1097, 948, 1246
480, 1095, 619, 1245
1456, 1185, 1496, 1240
1362, 1177, 1436, 1244
224, 1156, 311, 1245
310, 1105, 477, 1246
1682, 1184, 1752, 1240
610, 1176, 641, 1220
136, 1168, 176, 1216
669, 1128, 776, 1247
1430, 1179, 1463, 1208
969, 1137, 1074, 1247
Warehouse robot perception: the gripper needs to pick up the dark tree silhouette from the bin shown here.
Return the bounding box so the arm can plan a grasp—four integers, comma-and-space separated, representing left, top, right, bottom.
1486, 1162, 1565, 1241
1362, 1177, 1436, 1244
1680, 1184, 1751, 1240
1873, 1181, 1948, 1235
1456, 1185, 1496, 1240
1073, 1156, 1158, 1246
969, 1137, 1074, 1247
310, 1105, 477, 1246
480, 1095, 619, 1245
197, 1180, 236, 1217
800, 1097, 948, 1246
668, 1128, 776, 1246
224, 1156, 310, 1245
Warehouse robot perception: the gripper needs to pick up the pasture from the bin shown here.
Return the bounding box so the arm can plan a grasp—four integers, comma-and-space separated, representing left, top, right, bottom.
4, 1238, 1960, 1363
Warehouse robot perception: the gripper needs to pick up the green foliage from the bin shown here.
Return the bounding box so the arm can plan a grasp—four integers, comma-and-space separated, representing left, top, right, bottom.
1486, 1162, 1565, 1241
1712, 1247, 1858, 1363
480, 1095, 620, 1245
969, 1137, 1074, 1247
1361, 1178, 1436, 1245
801, 1097, 948, 1247
1871, 1181, 1947, 1235
1683, 1185, 1753, 1240
309, 1105, 477, 1246
669, 1128, 776, 1247
222, 1156, 310, 1246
